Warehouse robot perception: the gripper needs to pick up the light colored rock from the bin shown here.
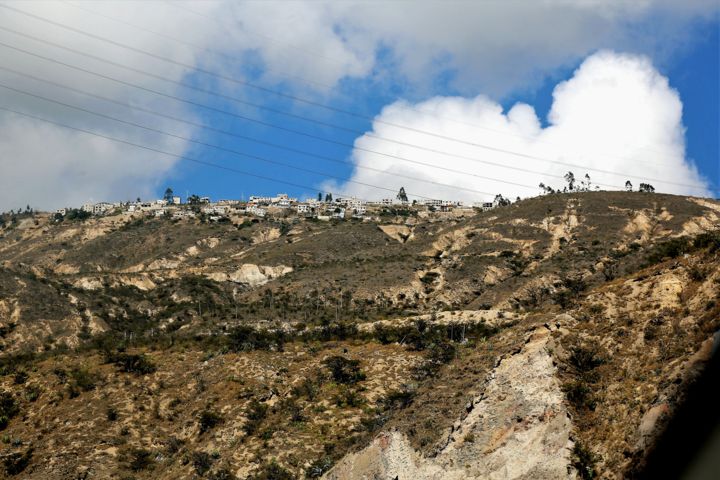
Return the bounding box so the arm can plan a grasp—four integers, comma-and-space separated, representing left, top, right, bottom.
226, 264, 293, 287
252, 227, 281, 244
325, 328, 576, 480
73, 277, 103, 290
379, 225, 414, 243
483, 265, 510, 285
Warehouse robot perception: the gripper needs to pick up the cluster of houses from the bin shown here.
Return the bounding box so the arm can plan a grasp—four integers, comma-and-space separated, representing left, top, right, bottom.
55, 192, 499, 222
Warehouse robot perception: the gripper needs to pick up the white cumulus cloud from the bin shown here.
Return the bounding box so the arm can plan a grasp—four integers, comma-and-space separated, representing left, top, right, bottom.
326, 51, 712, 202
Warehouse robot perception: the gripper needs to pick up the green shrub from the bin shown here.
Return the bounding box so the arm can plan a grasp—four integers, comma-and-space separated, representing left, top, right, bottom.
324, 356, 365, 384
249, 460, 293, 480
107, 353, 157, 375
0, 391, 19, 430
243, 400, 268, 436
2, 447, 33, 475
383, 387, 416, 410
106, 406, 118, 421
128, 448, 154, 471
572, 441, 598, 479
333, 386, 364, 408
209, 467, 237, 480
192, 451, 214, 476
199, 408, 223, 434
306, 457, 334, 478
568, 343, 605, 373
12, 371, 28, 385
562, 381, 597, 411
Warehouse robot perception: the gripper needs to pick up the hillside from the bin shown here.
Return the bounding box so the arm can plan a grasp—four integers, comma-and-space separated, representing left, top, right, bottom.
0, 191, 719, 479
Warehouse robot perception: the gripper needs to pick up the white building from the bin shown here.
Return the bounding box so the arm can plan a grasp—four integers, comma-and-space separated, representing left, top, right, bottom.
247, 205, 267, 217
92, 202, 114, 215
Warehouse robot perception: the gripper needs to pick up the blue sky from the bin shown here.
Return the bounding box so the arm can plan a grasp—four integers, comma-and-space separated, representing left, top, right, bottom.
0, 1, 718, 209
166, 5, 720, 203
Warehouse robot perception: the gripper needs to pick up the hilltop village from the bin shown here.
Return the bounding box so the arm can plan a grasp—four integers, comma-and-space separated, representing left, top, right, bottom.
53, 188, 504, 223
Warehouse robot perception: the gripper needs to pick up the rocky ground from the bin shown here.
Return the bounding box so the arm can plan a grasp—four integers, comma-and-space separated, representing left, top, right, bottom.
0, 191, 719, 479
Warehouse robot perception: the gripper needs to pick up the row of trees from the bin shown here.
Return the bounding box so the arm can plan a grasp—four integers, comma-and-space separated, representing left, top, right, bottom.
539, 173, 654, 194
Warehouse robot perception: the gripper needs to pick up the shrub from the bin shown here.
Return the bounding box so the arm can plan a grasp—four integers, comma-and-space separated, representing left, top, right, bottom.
0, 391, 19, 430
333, 386, 364, 408
383, 387, 415, 410
242, 400, 268, 436
226, 326, 276, 352
693, 231, 720, 252
292, 375, 321, 401
165, 436, 184, 456
69, 366, 97, 393
199, 408, 223, 434
2, 447, 33, 475
209, 467, 237, 480
306, 457, 334, 478
106, 406, 118, 421
108, 353, 157, 375
572, 441, 598, 479
12, 371, 28, 385
647, 237, 690, 264
192, 451, 214, 476
324, 356, 365, 384
568, 343, 605, 373
128, 448, 154, 471
250, 460, 293, 480
562, 381, 597, 411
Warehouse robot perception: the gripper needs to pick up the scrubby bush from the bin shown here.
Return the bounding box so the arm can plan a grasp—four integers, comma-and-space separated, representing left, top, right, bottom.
568, 343, 605, 373
383, 386, 416, 410
250, 460, 293, 480
192, 451, 214, 476
572, 441, 598, 479
562, 381, 597, 411
2, 447, 33, 475
242, 399, 268, 436
306, 457, 334, 478
199, 408, 223, 434
0, 391, 19, 430
324, 356, 365, 384
68, 366, 97, 396
128, 448, 154, 471
107, 353, 157, 375
106, 406, 118, 421
333, 386, 364, 408
12, 370, 28, 385
209, 467, 237, 480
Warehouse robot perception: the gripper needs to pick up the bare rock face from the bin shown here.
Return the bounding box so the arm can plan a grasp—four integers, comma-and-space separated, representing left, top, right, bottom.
379, 225, 415, 243
325, 327, 575, 480
227, 264, 293, 287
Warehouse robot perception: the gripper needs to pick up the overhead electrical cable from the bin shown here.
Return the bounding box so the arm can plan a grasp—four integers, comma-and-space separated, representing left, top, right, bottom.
0, 80, 526, 196
0, 39, 619, 191
0, 4, 708, 191
0, 32, 703, 193
0, 104, 420, 203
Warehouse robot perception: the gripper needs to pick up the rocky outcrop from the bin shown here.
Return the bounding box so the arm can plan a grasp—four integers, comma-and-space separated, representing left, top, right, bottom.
325, 325, 575, 480
379, 225, 414, 243
205, 264, 293, 287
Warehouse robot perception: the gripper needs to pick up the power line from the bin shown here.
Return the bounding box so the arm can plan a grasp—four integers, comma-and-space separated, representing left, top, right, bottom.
0, 89, 442, 201
0, 33, 706, 193
158, 0, 681, 165
61, 0, 337, 92
0, 79, 521, 196
0, 104, 400, 203
0, 4, 707, 191
0, 38, 607, 191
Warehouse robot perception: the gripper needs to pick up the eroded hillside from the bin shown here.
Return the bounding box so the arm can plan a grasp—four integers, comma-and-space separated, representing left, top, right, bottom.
0, 192, 719, 479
